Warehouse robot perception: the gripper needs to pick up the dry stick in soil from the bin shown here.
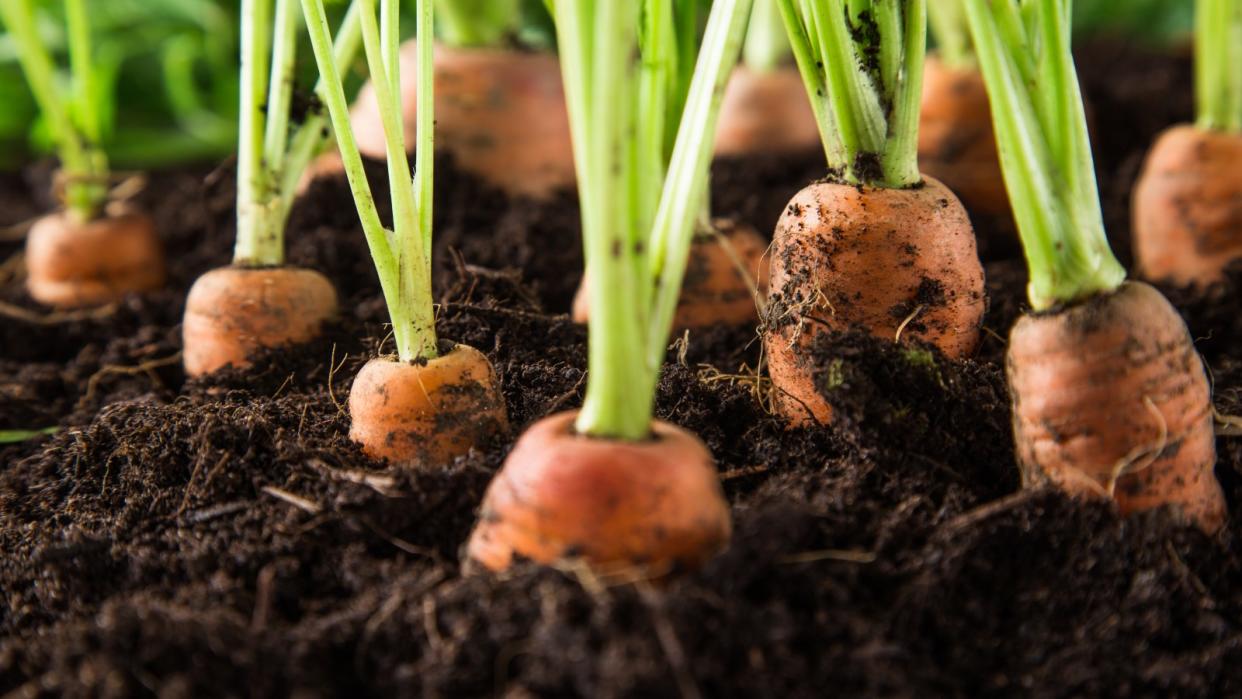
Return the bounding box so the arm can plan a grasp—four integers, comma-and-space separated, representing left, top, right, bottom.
1133, 0, 1242, 286
572, 4, 769, 333
1, 0, 164, 308
182, 0, 361, 376
763, 0, 985, 426
305, 0, 507, 468
316, 0, 574, 200
715, 0, 820, 156
921, 0, 1009, 224
965, 0, 1226, 533
467, 0, 754, 576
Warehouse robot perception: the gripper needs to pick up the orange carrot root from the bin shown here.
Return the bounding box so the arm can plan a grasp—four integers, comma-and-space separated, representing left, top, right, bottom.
1008, 281, 1227, 533
466, 410, 731, 575
348, 343, 508, 467
573, 221, 770, 332
25, 210, 165, 308
1133, 125, 1242, 287
917, 56, 1009, 223
182, 266, 338, 377
763, 176, 985, 426
343, 41, 575, 200
715, 65, 821, 156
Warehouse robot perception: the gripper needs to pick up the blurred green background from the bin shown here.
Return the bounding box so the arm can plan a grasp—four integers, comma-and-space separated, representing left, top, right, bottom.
0, 0, 1195, 171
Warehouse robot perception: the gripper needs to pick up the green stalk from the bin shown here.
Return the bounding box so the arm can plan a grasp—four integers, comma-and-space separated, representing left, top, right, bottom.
435, 0, 519, 47
553, 0, 752, 441
1195, 0, 1242, 132
775, 0, 922, 187
304, 0, 437, 362
928, 0, 973, 68
743, 0, 791, 72
0, 0, 108, 222
963, 0, 1124, 310
234, 0, 274, 265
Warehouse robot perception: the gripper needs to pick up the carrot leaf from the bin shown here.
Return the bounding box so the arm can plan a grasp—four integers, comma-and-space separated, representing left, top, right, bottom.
1196, 0, 1242, 133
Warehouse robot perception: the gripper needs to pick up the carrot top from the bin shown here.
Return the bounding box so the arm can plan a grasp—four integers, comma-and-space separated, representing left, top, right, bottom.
1196, 0, 1242, 133
776, 0, 926, 188
0, 0, 108, 222
436, 0, 519, 48
553, 0, 752, 441
305, 0, 438, 363
743, 0, 793, 73
964, 0, 1124, 311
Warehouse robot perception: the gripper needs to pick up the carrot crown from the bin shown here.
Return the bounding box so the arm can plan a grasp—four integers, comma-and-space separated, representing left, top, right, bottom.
553, 0, 753, 441
776, 0, 925, 187
0, 0, 109, 222
928, 0, 974, 68
743, 0, 793, 73
964, 0, 1124, 311
305, 0, 439, 363
1196, 0, 1242, 133
233, 0, 362, 267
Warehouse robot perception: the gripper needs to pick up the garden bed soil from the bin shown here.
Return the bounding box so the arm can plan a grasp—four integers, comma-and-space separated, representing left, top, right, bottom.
3, 40, 1242, 697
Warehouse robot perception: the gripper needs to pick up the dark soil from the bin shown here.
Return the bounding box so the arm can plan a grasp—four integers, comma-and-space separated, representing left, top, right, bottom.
3, 40, 1242, 698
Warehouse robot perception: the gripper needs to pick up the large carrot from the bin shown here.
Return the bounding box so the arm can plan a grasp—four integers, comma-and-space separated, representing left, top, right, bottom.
1133, 0, 1242, 287
762, 0, 985, 426
918, 0, 1009, 224
715, 0, 819, 156
965, 0, 1226, 532
318, 2, 574, 200
468, 0, 752, 575
183, 0, 358, 376
304, 0, 506, 467
1, 0, 165, 308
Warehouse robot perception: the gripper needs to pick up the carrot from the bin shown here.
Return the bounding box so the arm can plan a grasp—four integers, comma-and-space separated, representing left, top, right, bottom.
349, 344, 508, 466
1, 0, 166, 308
762, 0, 985, 426
1132, 0, 1242, 287
917, 55, 1009, 223
965, 0, 1226, 531
716, 0, 818, 156
467, 410, 729, 573
764, 176, 985, 425
467, 0, 751, 573
305, 0, 508, 465
25, 210, 165, 308
182, 266, 337, 376
341, 42, 575, 200
572, 220, 770, 332
1009, 282, 1225, 531
182, 0, 360, 376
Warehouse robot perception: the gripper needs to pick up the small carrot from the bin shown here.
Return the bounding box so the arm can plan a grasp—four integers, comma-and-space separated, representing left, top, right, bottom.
305, 0, 507, 466
1133, 0, 1242, 287
918, 0, 1009, 223
341, 15, 575, 200
715, 0, 819, 156
183, 0, 359, 376
763, 0, 985, 426
573, 220, 770, 332
1, 0, 166, 308
468, 0, 752, 574
966, 0, 1226, 532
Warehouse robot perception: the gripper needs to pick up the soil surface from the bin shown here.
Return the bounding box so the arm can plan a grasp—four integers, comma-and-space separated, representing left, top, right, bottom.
3, 41, 1242, 698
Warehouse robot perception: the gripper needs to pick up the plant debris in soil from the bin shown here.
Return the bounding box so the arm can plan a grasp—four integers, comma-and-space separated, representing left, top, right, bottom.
3, 40, 1242, 698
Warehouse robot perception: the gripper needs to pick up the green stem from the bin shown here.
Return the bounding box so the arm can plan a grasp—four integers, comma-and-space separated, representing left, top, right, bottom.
743, 0, 791, 72
415, 0, 434, 254
928, 0, 973, 68
0, 0, 107, 221
880, 0, 924, 187
234, 0, 274, 264
1196, 0, 1242, 132
303, 0, 436, 362
435, 0, 518, 47
963, 0, 1124, 310
775, 0, 846, 169
644, 0, 753, 400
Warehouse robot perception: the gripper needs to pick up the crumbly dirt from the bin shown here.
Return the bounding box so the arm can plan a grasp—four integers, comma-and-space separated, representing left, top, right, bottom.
3, 41, 1242, 698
